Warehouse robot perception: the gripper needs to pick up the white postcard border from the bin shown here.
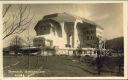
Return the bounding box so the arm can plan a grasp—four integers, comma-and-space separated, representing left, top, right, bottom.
0, 1, 127, 80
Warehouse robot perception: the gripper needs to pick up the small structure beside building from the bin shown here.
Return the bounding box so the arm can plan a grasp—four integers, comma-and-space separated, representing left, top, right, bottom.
33, 12, 104, 56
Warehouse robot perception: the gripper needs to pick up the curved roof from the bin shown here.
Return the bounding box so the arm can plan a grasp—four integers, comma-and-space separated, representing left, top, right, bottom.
34, 19, 61, 31
43, 12, 76, 22
35, 12, 103, 30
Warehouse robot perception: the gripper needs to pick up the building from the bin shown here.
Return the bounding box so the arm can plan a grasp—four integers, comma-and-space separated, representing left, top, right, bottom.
33, 12, 104, 55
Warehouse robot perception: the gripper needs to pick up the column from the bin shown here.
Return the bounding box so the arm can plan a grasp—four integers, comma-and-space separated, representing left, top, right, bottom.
73, 20, 79, 48
60, 22, 67, 48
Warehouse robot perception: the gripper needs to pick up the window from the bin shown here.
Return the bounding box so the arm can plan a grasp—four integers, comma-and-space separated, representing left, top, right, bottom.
86, 31, 89, 34
65, 44, 71, 47
91, 36, 93, 40
87, 36, 89, 40
43, 26, 46, 30
91, 30, 93, 34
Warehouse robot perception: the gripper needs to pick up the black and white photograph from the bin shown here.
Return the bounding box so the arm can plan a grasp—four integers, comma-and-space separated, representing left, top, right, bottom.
2, 1, 127, 79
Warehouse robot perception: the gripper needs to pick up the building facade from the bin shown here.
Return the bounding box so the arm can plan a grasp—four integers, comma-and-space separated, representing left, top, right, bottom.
33, 13, 104, 55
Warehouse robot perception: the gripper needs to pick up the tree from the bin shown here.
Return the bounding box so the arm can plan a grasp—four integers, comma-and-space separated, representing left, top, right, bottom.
105, 37, 124, 52
3, 4, 34, 39
10, 35, 23, 54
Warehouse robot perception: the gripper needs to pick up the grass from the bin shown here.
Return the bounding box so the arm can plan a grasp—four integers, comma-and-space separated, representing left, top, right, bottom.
3, 55, 123, 77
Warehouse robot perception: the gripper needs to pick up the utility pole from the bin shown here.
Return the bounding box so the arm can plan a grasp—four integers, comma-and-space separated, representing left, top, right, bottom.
27, 26, 30, 69
15, 35, 18, 55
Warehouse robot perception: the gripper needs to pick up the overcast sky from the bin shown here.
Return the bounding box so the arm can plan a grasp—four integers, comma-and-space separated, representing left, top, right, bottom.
3, 3, 123, 47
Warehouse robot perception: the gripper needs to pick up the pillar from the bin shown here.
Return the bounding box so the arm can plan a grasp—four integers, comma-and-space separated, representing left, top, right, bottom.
73, 20, 79, 48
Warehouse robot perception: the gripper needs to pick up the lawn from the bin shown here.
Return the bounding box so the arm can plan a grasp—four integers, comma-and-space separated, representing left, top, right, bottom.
3, 55, 123, 77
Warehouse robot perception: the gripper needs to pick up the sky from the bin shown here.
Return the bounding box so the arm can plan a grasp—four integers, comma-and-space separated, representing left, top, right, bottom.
3, 3, 123, 47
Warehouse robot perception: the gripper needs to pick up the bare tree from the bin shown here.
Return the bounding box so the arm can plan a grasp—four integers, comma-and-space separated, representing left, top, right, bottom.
3, 4, 34, 39
10, 35, 23, 55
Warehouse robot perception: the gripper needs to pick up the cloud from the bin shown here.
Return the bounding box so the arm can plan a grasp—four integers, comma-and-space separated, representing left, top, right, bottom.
92, 13, 110, 21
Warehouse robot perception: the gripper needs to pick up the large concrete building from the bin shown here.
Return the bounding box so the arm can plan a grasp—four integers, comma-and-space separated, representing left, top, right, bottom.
33, 13, 104, 55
